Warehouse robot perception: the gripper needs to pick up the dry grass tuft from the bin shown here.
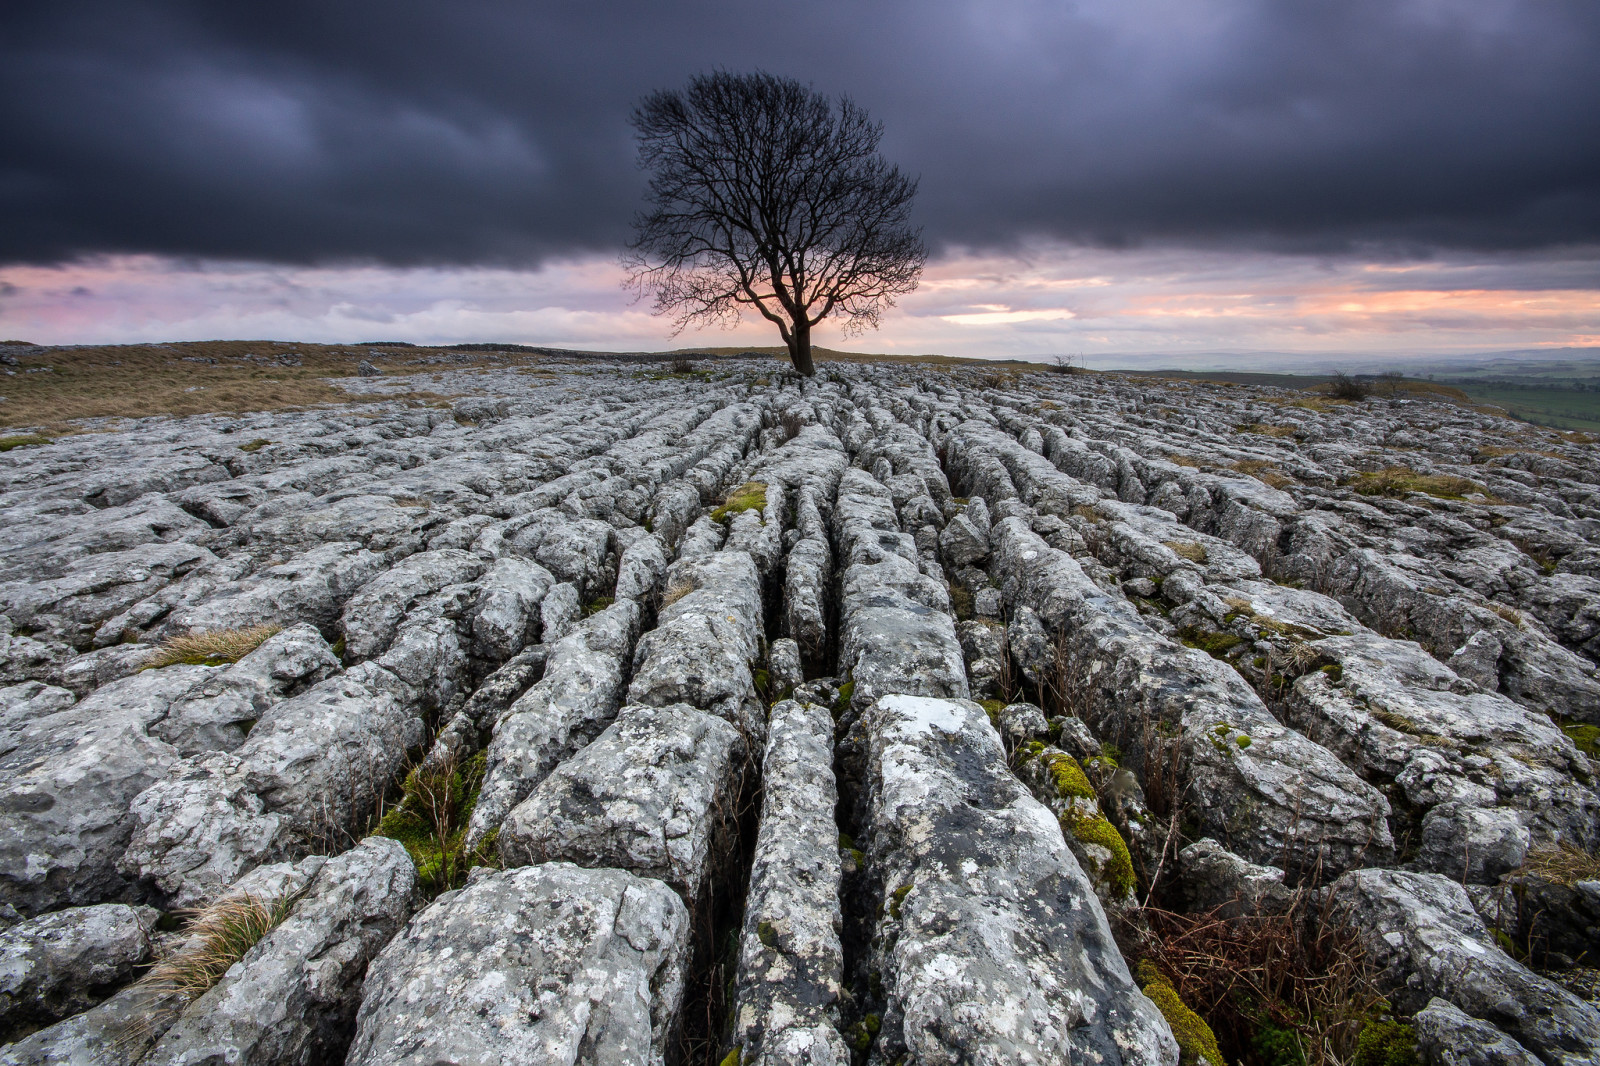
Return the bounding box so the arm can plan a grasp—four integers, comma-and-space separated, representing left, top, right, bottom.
1139, 897, 1387, 1066
661, 579, 696, 609
1517, 844, 1600, 887
1234, 423, 1299, 438
144, 625, 281, 670
1489, 603, 1527, 628
1230, 459, 1296, 489
1346, 466, 1492, 501
140, 892, 294, 1001
1165, 540, 1209, 563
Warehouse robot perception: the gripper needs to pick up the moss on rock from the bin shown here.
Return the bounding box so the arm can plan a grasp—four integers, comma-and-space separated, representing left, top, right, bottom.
1138, 960, 1224, 1066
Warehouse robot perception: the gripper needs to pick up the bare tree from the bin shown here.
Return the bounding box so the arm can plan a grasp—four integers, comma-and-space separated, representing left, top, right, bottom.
624, 71, 925, 377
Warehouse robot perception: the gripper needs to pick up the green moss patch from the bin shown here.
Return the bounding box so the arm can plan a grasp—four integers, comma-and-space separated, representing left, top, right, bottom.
375, 751, 499, 897
1045, 752, 1096, 800
1352, 1020, 1419, 1066
1138, 961, 1225, 1066
1182, 629, 1244, 658
236, 438, 273, 452
1065, 812, 1137, 898
0, 434, 52, 452
710, 481, 768, 524
1564, 723, 1599, 759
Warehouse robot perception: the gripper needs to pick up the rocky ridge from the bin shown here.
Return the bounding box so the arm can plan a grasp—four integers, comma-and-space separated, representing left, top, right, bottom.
1, 356, 1597, 1065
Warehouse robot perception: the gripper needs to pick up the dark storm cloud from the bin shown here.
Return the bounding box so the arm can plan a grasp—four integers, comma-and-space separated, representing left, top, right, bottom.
2, 0, 1597, 267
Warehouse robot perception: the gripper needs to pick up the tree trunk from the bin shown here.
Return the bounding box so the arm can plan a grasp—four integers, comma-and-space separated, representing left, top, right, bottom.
787, 319, 815, 377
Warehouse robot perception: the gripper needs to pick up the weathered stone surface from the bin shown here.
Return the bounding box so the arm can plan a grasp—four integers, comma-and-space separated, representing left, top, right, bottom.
345, 863, 690, 1066
858, 694, 1176, 1066
141, 837, 414, 1066
832, 470, 968, 713
1414, 998, 1544, 1066
164, 541, 384, 636
0, 667, 209, 914
990, 516, 1393, 878
468, 555, 555, 660
121, 662, 423, 906
0, 983, 185, 1066
340, 548, 485, 661
1287, 632, 1595, 862
730, 699, 848, 1065
499, 702, 746, 909
1177, 839, 1295, 917
0, 683, 74, 735
5, 350, 1600, 1066
628, 550, 764, 726
613, 531, 668, 605
1330, 867, 1600, 1066
468, 600, 640, 849
538, 581, 580, 643
152, 622, 341, 755
0, 903, 156, 1041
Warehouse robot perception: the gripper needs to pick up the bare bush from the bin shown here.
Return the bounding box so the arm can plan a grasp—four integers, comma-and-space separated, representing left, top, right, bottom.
1326, 371, 1371, 401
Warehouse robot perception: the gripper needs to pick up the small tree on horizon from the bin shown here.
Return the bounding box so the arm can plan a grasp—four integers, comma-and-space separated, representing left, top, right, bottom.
624, 71, 925, 377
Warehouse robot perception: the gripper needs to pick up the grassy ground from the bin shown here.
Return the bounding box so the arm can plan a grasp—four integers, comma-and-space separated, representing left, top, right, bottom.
0, 340, 501, 431
1437, 385, 1600, 432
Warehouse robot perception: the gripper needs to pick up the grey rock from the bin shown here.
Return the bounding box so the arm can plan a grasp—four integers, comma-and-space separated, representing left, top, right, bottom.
628, 550, 764, 727
339, 548, 485, 661
859, 694, 1176, 1066
53, 646, 150, 697
0, 903, 157, 1041
955, 618, 1006, 700
1330, 867, 1600, 1066
996, 701, 1049, 746
152, 622, 341, 755
0, 667, 208, 914
0, 982, 185, 1066
1418, 803, 1531, 885
1178, 839, 1295, 917
783, 536, 831, 660
345, 863, 690, 1066
730, 699, 848, 1065
0, 683, 74, 735
1449, 630, 1505, 690
468, 600, 641, 849
122, 662, 422, 906
166, 542, 384, 637
938, 511, 989, 569
676, 514, 727, 561
141, 837, 414, 1066
499, 702, 747, 910
538, 581, 580, 643
768, 637, 804, 698
1287, 632, 1595, 857
1414, 998, 1543, 1066
1006, 605, 1052, 685
991, 516, 1393, 878
614, 531, 668, 604
469, 556, 555, 660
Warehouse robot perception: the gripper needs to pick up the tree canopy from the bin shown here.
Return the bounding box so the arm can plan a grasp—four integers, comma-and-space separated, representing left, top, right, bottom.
625, 71, 925, 376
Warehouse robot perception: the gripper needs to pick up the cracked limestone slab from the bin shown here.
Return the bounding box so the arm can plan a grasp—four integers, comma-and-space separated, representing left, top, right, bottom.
345, 862, 690, 1066
498, 702, 746, 910
858, 694, 1177, 1066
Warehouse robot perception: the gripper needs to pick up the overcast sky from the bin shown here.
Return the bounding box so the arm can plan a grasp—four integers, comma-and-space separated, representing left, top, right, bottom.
3, 0, 1597, 362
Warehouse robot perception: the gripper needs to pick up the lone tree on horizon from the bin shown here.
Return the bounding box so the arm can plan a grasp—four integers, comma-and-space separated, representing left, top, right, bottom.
624, 71, 925, 377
